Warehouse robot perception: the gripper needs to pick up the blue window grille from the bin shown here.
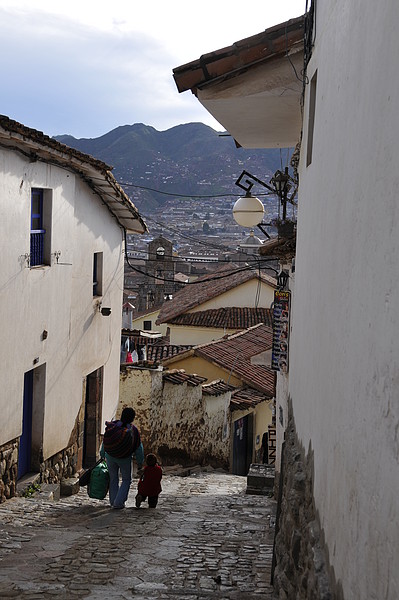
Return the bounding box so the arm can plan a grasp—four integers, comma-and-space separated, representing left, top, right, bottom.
30, 189, 45, 267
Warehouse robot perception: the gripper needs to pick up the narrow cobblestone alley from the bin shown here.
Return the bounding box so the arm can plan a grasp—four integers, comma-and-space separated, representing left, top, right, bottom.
0, 470, 277, 599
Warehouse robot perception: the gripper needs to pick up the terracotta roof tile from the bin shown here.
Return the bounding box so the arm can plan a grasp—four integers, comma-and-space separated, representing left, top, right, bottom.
168, 307, 273, 329
157, 265, 276, 324
202, 380, 236, 396
163, 369, 207, 386
230, 387, 271, 410
173, 17, 304, 93
259, 232, 296, 258
194, 323, 275, 397
0, 115, 146, 234
147, 344, 192, 363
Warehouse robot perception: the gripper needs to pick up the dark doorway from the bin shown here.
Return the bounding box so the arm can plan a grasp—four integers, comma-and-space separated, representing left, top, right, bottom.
232, 414, 253, 475
18, 370, 33, 478
83, 367, 103, 469
18, 365, 46, 479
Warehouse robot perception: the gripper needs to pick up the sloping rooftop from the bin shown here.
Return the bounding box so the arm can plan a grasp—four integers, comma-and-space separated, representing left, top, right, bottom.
230, 387, 272, 411
156, 265, 276, 324
0, 115, 147, 234
259, 232, 297, 258
173, 16, 305, 149
193, 323, 275, 397
168, 307, 273, 329
163, 370, 207, 387
147, 344, 193, 363
202, 380, 236, 396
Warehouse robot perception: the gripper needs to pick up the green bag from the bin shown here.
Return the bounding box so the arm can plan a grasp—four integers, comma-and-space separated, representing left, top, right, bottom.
88, 460, 109, 500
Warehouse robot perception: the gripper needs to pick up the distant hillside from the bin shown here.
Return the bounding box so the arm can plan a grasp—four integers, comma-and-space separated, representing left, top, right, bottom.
55, 123, 291, 212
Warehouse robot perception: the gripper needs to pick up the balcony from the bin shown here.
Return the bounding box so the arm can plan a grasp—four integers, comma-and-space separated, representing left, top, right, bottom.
30, 230, 45, 267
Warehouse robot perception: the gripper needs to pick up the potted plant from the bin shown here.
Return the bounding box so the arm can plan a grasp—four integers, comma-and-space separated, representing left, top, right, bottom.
270, 218, 295, 237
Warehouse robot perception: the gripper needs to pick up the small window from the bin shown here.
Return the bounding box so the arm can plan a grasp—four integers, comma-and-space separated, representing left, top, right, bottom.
30, 188, 52, 267
93, 252, 103, 296
143, 320, 152, 331
306, 71, 317, 167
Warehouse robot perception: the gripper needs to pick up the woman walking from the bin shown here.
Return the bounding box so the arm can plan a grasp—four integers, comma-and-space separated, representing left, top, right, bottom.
100, 407, 144, 509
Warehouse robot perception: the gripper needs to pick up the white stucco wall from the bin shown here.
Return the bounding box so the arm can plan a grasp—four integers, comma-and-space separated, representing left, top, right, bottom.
1, 149, 126, 460
289, 2, 399, 598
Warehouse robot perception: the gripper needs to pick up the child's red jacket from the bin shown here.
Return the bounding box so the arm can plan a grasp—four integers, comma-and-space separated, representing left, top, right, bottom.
138, 464, 162, 497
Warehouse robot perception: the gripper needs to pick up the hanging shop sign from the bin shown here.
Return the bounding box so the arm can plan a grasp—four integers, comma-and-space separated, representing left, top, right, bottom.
272, 290, 291, 372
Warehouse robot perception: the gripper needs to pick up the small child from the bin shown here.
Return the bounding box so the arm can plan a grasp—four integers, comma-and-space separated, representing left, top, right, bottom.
135, 453, 162, 509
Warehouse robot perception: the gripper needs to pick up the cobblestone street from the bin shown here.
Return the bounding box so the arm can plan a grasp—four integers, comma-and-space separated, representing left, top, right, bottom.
0, 469, 277, 599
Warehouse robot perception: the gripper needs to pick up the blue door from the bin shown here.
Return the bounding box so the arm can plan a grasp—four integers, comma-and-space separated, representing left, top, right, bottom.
18, 370, 33, 479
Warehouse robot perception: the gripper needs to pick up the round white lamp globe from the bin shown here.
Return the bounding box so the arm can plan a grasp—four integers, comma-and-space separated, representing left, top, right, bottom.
233, 193, 265, 227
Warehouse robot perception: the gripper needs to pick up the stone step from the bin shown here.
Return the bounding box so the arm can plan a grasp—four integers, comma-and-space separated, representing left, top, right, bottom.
37, 483, 60, 501
16, 472, 41, 497
60, 477, 80, 496
246, 463, 275, 496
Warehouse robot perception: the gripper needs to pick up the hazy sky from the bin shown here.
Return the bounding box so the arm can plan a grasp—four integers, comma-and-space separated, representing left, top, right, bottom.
0, 1, 305, 139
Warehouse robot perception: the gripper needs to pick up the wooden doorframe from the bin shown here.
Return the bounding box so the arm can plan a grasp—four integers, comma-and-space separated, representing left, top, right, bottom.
83, 367, 103, 469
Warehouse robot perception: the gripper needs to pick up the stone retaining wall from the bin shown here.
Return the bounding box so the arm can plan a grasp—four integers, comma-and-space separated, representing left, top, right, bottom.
273, 401, 341, 599
0, 439, 19, 502
0, 407, 82, 502
40, 443, 79, 484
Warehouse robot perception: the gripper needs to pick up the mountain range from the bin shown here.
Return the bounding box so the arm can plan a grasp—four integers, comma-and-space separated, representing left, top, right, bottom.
55, 123, 291, 212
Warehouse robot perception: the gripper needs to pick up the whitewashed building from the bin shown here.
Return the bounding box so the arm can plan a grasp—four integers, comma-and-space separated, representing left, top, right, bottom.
0, 116, 146, 500
174, 3, 399, 598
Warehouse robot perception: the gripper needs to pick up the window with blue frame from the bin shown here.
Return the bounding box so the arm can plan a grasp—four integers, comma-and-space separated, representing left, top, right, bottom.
30, 189, 46, 266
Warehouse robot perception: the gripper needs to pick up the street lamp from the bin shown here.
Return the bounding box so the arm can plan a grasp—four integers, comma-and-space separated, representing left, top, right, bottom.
270, 168, 293, 222
233, 168, 297, 236
232, 191, 265, 228
276, 269, 289, 289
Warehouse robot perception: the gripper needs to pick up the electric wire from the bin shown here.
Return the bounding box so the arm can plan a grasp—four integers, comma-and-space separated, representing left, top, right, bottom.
124, 231, 278, 285
89, 175, 275, 199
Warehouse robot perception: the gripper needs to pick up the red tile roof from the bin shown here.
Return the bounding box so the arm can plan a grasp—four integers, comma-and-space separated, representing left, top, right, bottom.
156, 265, 276, 324
258, 232, 297, 258
147, 344, 192, 363
202, 380, 236, 396
0, 115, 146, 234
163, 370, 207, 386
195, 323, 275, 397
230, 387, 272, 411
173, 17, 304, 94
168, 307, 273, 329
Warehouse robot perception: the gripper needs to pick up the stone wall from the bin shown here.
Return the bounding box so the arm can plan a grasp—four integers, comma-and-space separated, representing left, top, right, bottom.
40, 442, 79, 484
153, 380, 230, 468
118, 365, 163, 457
119, 367, 231, 469
0, 406, 82, 502
0, 439, 18, 502
273, 402, 341, 599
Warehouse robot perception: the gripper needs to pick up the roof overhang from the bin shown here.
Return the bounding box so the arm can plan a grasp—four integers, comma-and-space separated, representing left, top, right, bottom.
0, 115, 147, 234
173, 16, 304, 149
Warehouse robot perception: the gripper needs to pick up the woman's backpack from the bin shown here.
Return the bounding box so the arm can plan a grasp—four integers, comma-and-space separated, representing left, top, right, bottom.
103, 420, 140, 458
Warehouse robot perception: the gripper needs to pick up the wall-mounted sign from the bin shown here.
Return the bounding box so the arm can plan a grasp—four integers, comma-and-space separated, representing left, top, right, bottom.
272, 290, 291, 372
